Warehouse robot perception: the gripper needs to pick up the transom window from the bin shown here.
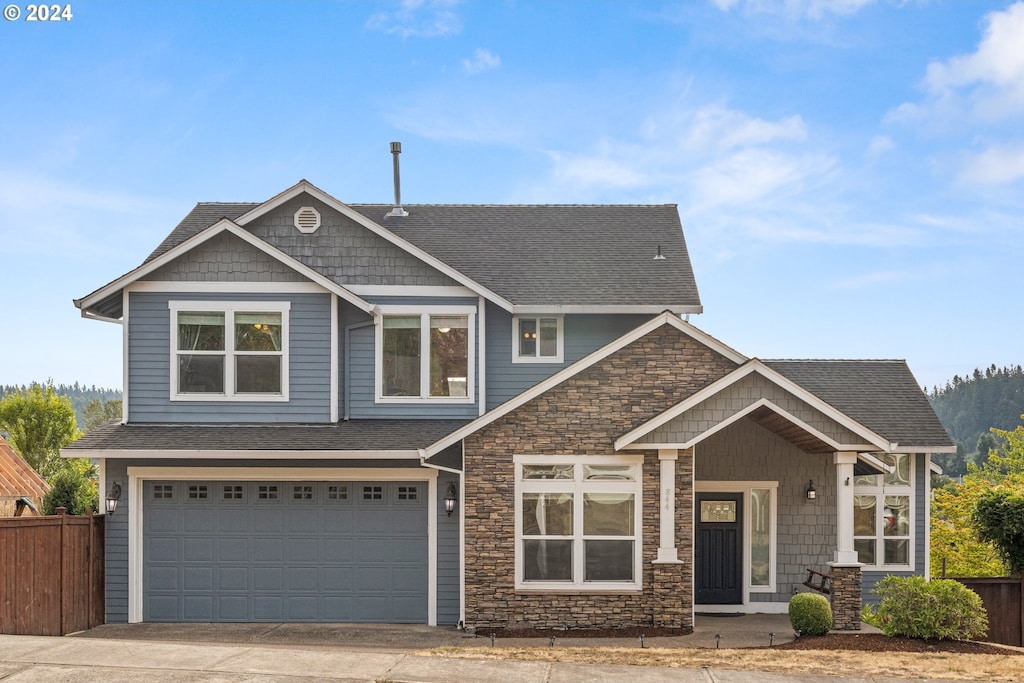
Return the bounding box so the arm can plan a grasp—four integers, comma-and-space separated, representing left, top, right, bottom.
170, 301, 289, 401
854, 453, 913, 568
512, 316, 564, 363
514, 455, 642, 590
376, 306, 475, 402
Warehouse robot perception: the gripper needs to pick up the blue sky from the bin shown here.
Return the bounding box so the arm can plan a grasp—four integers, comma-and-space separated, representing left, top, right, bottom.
1, 0, 1022, 393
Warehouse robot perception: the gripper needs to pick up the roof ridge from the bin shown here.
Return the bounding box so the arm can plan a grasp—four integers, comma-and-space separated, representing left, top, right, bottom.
764, 358, 907, 363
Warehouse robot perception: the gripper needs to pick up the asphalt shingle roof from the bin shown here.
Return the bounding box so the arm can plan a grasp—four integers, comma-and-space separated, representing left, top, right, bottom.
142, 201, 701, 308
765, 359, 954, 449
65, 419, 472, 453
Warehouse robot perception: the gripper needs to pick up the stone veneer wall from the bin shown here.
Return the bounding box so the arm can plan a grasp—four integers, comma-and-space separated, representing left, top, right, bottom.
462, 325, 737, 630
829, 564, 862, 630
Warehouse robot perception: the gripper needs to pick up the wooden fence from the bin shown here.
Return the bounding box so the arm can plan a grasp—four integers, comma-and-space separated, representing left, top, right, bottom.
0, 510, 105, 635
954, 577, 1023, 647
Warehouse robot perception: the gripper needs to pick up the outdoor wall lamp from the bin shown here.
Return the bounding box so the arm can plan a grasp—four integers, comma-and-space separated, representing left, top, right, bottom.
105, 481, 122, 515
444, 481, 459, 517
805, 479, 817, 501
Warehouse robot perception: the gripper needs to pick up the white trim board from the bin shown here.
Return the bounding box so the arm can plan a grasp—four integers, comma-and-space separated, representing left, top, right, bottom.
67, 448, 421, 460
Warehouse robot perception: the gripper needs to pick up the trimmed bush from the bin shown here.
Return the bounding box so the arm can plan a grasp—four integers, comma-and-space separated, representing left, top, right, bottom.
862, 576, 988, 641
789, 592, 833, 636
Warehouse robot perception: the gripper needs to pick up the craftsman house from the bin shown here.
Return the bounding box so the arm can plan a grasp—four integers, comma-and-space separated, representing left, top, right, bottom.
67, 149, 953, 630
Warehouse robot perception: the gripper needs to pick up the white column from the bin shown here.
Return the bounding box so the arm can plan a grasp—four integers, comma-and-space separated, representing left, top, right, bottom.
653, 449, 684, 564
833, 451, 860, 564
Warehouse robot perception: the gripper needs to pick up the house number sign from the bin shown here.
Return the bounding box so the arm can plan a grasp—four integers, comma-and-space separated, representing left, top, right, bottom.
700, 500, 736, 523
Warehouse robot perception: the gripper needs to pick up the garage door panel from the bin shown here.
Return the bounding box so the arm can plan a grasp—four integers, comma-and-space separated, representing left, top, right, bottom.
183, 537, 214, 562
253, 537, 284, 561
287, 538, 318, 561
218, 538, 249, 562
218, 508, 249, 532
144, 479, 428, 623
218, 566, 248, 590
183, 508, 214, 532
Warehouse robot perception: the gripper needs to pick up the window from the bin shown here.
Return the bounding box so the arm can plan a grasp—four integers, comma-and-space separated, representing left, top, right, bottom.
854, 453, 913, 568
376, 306, 475, 402
513, 316, 563, 363
170, 301, 289, 401
515, 455, 642, 590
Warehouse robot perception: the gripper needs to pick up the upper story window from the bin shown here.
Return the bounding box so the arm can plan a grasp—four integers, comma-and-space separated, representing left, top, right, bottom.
854, 453, 913, 569
512, 315, 564, 363
170, 301, 289, 401
514, 454, 642, 591
375, 305, 475, 403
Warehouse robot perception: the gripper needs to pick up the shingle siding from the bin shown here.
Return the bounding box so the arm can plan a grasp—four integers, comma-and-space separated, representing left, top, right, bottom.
127, 291, 332, 423
141, 231, 307, 282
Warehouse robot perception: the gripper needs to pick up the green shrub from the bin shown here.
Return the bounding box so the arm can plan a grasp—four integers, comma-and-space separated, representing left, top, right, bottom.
862, 576, 988, 641
789, 593, 833, 636
42, 468, 96, 516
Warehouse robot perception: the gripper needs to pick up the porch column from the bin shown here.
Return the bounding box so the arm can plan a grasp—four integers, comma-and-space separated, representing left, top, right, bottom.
653, 449, 684, 564
829, 451, 863, 631
832, 451, 859, 564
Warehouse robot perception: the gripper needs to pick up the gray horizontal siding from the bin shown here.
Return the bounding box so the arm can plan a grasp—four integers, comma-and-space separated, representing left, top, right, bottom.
485, 303, 654, 409
104, 458, 129, 623
127, 291, 332, 423
437, 471, 460, 626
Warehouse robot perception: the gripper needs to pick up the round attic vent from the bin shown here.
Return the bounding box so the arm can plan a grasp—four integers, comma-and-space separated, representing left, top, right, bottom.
294, 206, 321, 234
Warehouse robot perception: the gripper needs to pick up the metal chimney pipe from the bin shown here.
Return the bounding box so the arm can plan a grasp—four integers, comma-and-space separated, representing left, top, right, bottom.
387, 141, 408, 217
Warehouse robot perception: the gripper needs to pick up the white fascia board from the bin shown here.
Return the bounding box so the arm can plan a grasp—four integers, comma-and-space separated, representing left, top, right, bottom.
615, 359, 894, 452
74, 217, 375, 316
908, 444, 958, 454
423, 312, 747, 457
858, 452, 895, 474
511, 305, 704, 315
233, 180, 514, 313
930, 460, 944, 475
346, 284, 478, 298
62, 448, 421, 460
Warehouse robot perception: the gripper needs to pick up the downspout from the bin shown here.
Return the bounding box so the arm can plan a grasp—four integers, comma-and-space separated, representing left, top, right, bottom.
343, 319, 376, 421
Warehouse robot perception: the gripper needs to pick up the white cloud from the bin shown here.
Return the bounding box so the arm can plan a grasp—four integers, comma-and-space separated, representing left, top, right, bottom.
865, 135, 893, 159
899, 2, 1024, 124
366, 0, 462, 39
958, 144, 1024, 186
462, 48, 500, 75
710, 0, 879, 20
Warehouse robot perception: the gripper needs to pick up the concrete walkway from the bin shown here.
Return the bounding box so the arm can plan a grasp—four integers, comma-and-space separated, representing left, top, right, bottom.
0, 616, 960, 683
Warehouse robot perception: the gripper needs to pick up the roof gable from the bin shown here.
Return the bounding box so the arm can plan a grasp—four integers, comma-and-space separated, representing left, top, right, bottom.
422, 312, 745, 459
0, 437, 49, 501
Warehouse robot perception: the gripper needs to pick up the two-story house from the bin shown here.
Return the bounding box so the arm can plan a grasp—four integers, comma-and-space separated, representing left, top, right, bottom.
67, 158, 953, 631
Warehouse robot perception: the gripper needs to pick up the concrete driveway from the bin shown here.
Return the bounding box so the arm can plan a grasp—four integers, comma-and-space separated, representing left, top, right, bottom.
0, 616, 925, 683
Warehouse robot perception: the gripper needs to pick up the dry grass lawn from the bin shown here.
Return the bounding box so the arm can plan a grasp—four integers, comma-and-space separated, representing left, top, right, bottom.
424, 644, 1024, 681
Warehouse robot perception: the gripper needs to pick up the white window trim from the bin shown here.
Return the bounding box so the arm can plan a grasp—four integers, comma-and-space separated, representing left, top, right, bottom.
514, 454, 643, 592
168, 301, 290, 402
696, 481, 778, 597
512, 315, 564, 364
854, 453, 915, 571
374, 305, 476, 404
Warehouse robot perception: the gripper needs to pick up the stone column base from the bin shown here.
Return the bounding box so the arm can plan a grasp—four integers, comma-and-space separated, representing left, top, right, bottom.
651, 563, 691, 629
828, 563, 863, 631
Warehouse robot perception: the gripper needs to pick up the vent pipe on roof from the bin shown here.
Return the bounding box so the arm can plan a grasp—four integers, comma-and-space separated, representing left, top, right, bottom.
386, 141, 409, 217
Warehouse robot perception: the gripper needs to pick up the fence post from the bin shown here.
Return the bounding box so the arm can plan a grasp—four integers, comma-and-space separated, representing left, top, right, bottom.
58, 507, 67, 634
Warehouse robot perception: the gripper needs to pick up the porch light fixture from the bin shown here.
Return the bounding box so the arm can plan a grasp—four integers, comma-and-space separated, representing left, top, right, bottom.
805, 479, 816, 501
105, 481, 122, 515
444, 481, 459, 517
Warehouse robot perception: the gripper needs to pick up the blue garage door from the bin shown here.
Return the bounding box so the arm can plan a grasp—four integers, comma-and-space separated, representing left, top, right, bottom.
143, 480, 428, 622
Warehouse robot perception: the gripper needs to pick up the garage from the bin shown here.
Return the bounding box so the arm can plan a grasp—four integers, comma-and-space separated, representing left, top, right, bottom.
143, 480, 428, 622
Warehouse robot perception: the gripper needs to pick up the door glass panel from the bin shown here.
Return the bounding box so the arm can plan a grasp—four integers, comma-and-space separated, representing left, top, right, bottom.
750, 488, 770, 587
523, 539, 571, 580
700, 500, 736, 523
583, 493, 633, 535
584, 540, 633, 581
522, 493, 573, 535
